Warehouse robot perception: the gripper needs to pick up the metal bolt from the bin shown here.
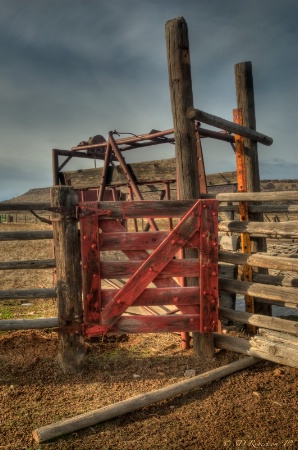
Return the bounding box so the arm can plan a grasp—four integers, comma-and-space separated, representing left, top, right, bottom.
212, 271, 217, 276
83, 235, 88, 240
91, 243, 97, 250
83, 264, 88, 270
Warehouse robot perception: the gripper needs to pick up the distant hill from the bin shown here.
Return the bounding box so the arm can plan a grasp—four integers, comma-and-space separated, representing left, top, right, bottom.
1, 168, 298, 212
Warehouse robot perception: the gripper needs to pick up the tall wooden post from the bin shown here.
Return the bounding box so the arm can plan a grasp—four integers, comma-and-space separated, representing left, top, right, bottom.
165, 17, 214, 358
51, 186, 85, 373
234, 62, 271, 316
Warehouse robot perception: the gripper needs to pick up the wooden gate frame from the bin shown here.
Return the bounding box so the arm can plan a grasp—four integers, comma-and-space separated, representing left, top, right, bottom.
78, 198, 218, 337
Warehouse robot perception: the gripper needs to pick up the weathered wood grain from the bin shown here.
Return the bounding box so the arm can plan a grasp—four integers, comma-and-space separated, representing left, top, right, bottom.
51, 186, 85, 373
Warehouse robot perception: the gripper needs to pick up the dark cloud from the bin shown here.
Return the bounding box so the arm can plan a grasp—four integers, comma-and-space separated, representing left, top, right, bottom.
0, 0, 297, 202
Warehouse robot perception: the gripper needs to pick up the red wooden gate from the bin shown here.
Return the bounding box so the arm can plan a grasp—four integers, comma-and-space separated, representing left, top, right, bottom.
78, 199, 218, 337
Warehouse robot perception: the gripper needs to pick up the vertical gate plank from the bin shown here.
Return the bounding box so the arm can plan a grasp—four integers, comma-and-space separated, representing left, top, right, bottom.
199, 200, 219, 333
80, 212, 101, 325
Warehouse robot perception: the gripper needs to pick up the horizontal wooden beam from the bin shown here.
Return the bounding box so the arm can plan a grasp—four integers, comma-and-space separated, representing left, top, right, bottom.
0, 202, 51, 211
101, 259, 200, 279
216, 191, 298, 202
219, 307, 298, 335
187, 107, 273, 146
0, 288, 56, 300
101, 286, 200, 307
0, 259, 55, 270
99, 231, 198, 251
214, 330, 298, 368
0, 230, 53, 241
219, 250, 298, 272
249, 204, 298, 214
106, 314, 200, 334
252, 273, 298, 288
0, 317, 58, 331
219, 220, 298, 237
94, 200, 197, 219
219, 278, 298, 308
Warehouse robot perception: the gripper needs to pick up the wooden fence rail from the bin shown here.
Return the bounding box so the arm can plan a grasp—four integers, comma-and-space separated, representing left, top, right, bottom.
219, 220, 298, 237
219, 250, 298, 272
0, 288, 56, 300
0, 318, 58, 331
219, 307, 297, 335
0, 231, 53, 241
0, 259, 55, 270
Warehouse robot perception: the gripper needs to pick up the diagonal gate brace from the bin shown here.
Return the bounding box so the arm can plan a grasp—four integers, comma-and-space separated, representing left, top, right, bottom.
101, 200, 202, 326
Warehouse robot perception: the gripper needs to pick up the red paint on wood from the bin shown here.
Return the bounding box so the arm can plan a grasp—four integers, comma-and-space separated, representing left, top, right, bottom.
80, 211, 101, 324
199, 200, 219, 333
101, 201, 202, 326
85, 314, 200, 336
99, 231, 200, 251
78, 198, 218, 336
100, 259, 200, 279
101, 286, 200, 307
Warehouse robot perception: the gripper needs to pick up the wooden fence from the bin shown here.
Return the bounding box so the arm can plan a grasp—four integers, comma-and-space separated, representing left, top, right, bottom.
0, 188, 297, 369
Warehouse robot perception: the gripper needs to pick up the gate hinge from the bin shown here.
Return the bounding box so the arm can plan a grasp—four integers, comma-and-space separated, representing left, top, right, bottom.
55, 324, 83, 334
46, 206, 77, 221
82, 324, 111, 337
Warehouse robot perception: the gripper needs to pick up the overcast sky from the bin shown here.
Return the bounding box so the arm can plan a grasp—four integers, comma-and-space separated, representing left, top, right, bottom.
0, 0, 297, 201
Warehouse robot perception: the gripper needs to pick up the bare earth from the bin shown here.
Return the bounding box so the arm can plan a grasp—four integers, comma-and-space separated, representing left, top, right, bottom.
0, 222, 297, 450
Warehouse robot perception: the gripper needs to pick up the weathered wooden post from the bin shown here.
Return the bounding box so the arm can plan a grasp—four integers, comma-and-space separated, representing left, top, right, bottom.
165, 17, 214, 358
51, 186, 85, 373
234, 61, 271, 316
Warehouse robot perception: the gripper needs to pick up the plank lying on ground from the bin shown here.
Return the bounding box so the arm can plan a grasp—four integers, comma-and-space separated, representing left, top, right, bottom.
219, 220, 298, 237
0, 318, 58, 331
32, 356, 259, 443
0, 230, 53, 241
0, 288, 56, 300
0, 259, 55, 270
219, 278, 298, 308
219, 250, 298, 272
219, 307, 298, 335
214, 331, 298, 368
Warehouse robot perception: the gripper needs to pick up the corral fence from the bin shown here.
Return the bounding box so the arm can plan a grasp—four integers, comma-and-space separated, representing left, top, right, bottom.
0, 186, 297, 370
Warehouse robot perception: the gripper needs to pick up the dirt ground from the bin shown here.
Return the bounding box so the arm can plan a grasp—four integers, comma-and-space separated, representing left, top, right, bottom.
0, 222, 297, 450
